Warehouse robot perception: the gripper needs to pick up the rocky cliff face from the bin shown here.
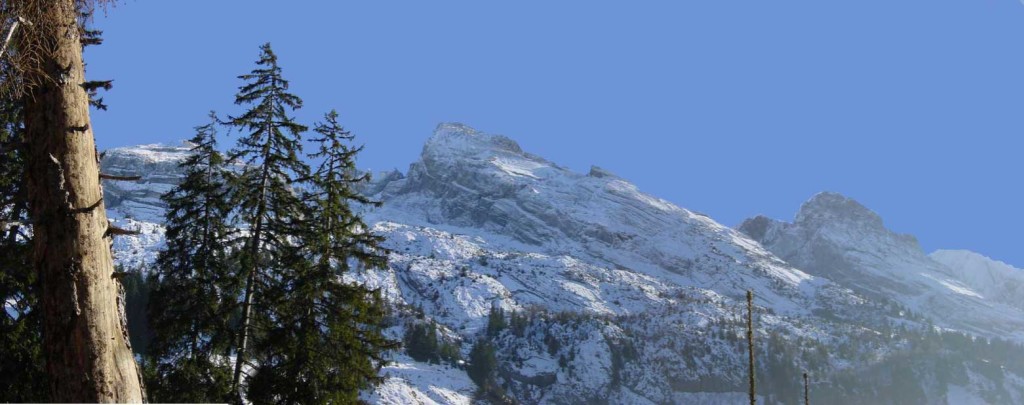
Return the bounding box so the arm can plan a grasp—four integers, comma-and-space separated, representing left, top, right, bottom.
100, 143, 191, 269
101, 125, 1024, 404
738, 192, 1024, 340
368, 123, 850, 313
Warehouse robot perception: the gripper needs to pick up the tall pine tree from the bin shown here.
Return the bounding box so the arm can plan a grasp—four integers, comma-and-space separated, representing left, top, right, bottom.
148, 113, 236, 403
6, 1, 145, 399
247, 110, 394, 404
224, 43, 311, 401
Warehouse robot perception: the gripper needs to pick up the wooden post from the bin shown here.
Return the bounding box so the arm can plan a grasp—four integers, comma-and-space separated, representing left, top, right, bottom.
747, 290, 756, 405
804, 371, 810, 405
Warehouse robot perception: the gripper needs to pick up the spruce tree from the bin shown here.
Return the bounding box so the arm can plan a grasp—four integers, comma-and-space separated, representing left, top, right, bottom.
0, 69, 48, 403
148, 113, 236, 403
468, 340, 498, 390
405, 322, 440, 364
224, 43, 312, 400
487, 305, 507, 337
247, 110, 395, 404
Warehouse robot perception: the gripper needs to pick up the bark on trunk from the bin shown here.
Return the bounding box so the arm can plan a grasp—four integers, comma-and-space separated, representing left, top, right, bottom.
232, 159, 270, 399
21, 0, 145, 402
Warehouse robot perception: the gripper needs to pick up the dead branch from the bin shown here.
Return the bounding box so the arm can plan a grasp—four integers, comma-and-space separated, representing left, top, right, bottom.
1, 220, 29, 230
0, 17, 32, 60
105, 223, 140, 237
99, 173, 140, 181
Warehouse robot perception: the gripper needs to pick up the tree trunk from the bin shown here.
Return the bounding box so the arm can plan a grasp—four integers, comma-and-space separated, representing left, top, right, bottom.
21, 0, 145, 402
232, 159, 270, 400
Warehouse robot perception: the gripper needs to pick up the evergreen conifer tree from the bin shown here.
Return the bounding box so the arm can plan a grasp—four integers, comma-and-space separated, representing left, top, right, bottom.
404, 322, 440, 364
487, 305, 507, 337
246, 110, 395, 404
148, 114, 236, 403
0, 71, 48, 403
224, 43, 312, 400
468, 340, 498, 391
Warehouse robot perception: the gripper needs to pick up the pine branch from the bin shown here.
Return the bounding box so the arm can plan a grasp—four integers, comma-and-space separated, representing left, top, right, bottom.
80, 29, 103, 47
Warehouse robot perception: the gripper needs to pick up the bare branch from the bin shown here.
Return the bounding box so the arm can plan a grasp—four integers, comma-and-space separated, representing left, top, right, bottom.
99, 173, 140, 181
105, 224, 140, 237
0, 16, 32, 57
0, 21, 19, 60
1, 220, 29, 230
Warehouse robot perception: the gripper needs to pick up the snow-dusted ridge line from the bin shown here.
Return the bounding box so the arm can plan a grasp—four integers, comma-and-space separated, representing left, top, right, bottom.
931, 249, 1024, 311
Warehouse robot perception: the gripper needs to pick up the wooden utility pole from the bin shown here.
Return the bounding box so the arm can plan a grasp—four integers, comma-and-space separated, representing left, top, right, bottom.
804, 371, 810, 405
13, 0, 145, 401
747, 290, 756, 405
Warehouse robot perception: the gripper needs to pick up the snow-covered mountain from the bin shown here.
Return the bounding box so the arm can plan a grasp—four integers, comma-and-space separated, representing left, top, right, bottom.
737, 192, 1024, 341
102, 124, 1024, 404
365, 123, 859, 317
931, 250, 1024, 312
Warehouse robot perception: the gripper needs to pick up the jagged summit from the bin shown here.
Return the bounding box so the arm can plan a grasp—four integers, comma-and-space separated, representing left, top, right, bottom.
795, 191, 885, 230
370, 123, 836, 314
587, 165, 619, 179
423, 122, 524, 158
736, 214, 776, 242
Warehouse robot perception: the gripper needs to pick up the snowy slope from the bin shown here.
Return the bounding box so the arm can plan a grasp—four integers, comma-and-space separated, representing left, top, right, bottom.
931, 249, 1024, 312
364, 354, 476, 405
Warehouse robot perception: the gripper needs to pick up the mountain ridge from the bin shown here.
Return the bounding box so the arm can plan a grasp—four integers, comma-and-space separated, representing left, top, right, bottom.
99, 123, 1024, 404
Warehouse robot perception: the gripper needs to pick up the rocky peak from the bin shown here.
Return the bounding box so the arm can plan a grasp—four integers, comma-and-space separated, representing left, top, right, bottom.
794, 192, 885, 230
587, 165, 619, 179
422, 122, 524, 159
737, 215, 784, 243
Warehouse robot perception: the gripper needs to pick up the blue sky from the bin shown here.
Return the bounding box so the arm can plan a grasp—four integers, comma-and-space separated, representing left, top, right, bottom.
87, 1, 1024, 267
